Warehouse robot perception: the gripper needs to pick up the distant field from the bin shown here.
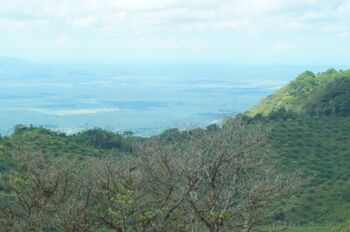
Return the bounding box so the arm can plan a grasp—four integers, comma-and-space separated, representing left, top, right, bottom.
0, 60, 338, 135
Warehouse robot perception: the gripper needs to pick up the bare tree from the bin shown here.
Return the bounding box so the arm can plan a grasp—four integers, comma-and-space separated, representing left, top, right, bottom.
129, 123, 299, 232
0, 148, 95, 232
0, 124, 300, 232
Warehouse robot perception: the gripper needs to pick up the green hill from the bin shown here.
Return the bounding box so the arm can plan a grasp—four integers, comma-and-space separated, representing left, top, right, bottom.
233, 68, 350, 228
267, 116, 350, 225
1, 68, 350, 231
248, 68, 350, 117
0, 126, 135, 176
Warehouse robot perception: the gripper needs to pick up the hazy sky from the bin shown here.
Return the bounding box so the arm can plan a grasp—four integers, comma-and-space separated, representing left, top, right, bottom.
0, 0, 349, 64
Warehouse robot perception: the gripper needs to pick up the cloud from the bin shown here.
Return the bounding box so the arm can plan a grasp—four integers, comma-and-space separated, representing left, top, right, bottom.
133, 36, 207, 50
0, 0, 348, 36
55, 35, 72, 46
70, 17, 96, 28
0, 0, 349, 62
273, 41, 299, 51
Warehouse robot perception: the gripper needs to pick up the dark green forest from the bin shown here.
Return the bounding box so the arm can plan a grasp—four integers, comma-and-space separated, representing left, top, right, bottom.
1, 68, 350, 231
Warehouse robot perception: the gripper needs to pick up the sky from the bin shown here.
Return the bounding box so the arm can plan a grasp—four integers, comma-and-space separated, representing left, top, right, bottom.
0, 0, 350, 64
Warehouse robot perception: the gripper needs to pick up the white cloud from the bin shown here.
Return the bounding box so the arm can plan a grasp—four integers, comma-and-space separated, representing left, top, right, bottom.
0, 17, 48, 29
70, 17, 96, 28
0, 0, 349, 61
55, 34, 72, 46
273, 41, 298, 51
0, 0, 349, 35
133, 36, 207, 50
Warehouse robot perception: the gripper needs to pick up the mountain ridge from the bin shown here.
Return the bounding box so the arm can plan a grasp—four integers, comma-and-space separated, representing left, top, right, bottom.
247, 68, 350, 117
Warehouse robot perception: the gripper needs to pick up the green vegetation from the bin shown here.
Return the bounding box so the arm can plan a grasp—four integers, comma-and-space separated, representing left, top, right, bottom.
230, 68, 350, 229
248, 68, 350, 117
10, 125, 135, 156
268, 116, 350, 224
1, 68, 350, 231
286, 226, 333, 232
0, 124, 297, 232
0, 126, 136, 192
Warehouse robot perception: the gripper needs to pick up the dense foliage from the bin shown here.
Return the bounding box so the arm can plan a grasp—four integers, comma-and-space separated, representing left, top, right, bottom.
248, 69, 350, 117
227, 68, 350, 229
268, 116, 350, 224
0, 126, 136, 192
0, 124, 297, 232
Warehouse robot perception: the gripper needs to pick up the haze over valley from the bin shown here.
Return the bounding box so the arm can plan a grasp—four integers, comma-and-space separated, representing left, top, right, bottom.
0, 59, 344, 135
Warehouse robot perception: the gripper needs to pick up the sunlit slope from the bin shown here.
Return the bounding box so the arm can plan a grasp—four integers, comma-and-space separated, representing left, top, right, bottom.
248, 69, 350, 117
238, 68, 350, 225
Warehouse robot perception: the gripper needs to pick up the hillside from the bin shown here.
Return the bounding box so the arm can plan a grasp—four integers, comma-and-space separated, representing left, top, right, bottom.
1, 68, 350, 231
0, 126, 135, 176
147, 111, 350, 225
267, 116, 350, 224
248, 68, 350, 117
232, 68, 350, 227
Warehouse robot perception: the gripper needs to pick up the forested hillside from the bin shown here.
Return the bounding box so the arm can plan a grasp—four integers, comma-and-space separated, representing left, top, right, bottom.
230, 68, 350, 230
248, 69, 350, 117
0, 124, 298, 232
1, 68, 350, 231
